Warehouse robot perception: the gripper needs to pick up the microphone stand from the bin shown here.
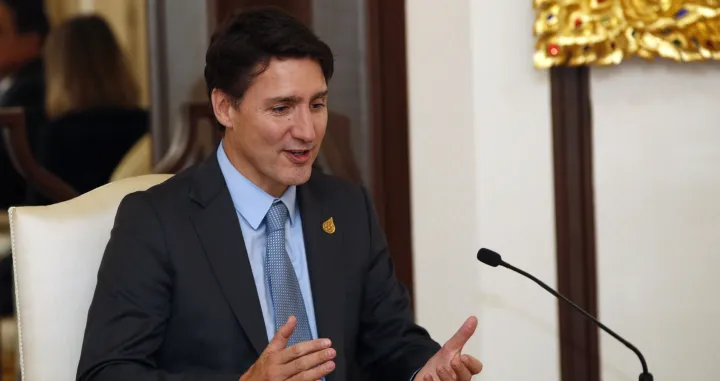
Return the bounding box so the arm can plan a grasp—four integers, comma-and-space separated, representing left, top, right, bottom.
500, 261, 654, 381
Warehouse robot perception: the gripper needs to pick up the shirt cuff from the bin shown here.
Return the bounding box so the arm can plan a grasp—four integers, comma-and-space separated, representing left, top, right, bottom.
410, 368, 421, 381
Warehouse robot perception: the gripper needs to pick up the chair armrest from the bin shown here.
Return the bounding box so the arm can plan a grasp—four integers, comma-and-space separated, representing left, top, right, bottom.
322, 112, 362, 184
153, 102, 219, 173
0, 107, 79, 203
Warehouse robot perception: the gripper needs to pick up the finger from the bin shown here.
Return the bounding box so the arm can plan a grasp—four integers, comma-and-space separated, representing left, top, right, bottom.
287, 360, 336, 381
267, 316, 297, 352
443, 316, 478, 352
423, 375, 433, 381
284, 347, 336, 377
279, 338, 333, 363
436, 364, 456, 381
461, 354, 483, 374
451, 355, 472, 381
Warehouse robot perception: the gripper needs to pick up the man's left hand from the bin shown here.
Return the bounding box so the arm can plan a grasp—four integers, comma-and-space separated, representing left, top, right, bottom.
414, 316, 483, 381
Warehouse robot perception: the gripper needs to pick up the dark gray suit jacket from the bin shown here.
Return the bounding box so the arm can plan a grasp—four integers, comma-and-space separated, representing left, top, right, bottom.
76, 152, 440, 381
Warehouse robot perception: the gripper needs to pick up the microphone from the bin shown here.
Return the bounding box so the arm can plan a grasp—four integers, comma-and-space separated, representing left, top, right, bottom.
476, 248, 653, 381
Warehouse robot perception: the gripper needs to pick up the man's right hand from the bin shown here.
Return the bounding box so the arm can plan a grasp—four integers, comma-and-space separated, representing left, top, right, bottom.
240, 316, 336, 381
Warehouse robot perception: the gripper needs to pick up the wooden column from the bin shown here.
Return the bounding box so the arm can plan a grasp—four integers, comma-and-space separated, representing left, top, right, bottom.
550, 66, 600, 381
366, 0, 415, 304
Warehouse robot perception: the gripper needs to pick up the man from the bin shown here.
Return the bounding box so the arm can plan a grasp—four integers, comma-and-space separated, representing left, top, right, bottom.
77, 8, 483, 381
0, 0, 48, 317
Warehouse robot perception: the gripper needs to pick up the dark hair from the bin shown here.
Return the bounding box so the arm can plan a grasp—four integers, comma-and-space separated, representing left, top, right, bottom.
204, 6, 334, 107
2, 0, 50, 38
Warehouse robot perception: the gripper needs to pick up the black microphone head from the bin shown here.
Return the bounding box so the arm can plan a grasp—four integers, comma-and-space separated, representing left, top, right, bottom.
477, 248, 503, 267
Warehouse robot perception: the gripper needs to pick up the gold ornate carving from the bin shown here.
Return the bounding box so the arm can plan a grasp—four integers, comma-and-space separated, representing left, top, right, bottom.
533, 0, 720, 68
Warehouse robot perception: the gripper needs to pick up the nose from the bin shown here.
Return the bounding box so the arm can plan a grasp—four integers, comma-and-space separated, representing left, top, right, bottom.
291, 106, 316, 143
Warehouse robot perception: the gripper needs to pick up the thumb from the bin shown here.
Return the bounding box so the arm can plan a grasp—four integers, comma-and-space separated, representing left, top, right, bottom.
267, 316, 297, 352
443, 316, 477, 352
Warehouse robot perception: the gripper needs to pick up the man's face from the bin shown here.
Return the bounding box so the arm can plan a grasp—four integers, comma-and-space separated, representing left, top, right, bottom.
213, 57, 328, 197
0, 2, 41, 77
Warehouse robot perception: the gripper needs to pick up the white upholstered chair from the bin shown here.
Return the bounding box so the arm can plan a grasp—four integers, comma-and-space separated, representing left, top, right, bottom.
8, 174, 172, 381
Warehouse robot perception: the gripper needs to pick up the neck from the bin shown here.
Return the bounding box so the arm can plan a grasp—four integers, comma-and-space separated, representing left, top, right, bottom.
221, 140, 287, 198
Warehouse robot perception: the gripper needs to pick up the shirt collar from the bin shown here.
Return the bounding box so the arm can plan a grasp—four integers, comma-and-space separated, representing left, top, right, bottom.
217, 142, 297, 230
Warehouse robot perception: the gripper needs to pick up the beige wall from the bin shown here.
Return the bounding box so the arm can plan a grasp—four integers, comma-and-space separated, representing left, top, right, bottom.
44, 0, 81, 24
406, 0, 559, 379
591, 59, 720, 380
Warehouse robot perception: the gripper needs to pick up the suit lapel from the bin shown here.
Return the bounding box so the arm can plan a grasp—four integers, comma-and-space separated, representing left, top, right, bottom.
189, 155, 268, 356
188, 154, 348, 375
298, 181, 346, 380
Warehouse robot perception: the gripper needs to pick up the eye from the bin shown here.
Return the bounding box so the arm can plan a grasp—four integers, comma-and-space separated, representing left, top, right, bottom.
272, 106, 289, 114
311, 102, 326, 110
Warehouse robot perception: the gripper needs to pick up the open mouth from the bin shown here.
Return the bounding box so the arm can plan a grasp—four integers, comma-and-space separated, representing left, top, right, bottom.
284, 150, 312, 163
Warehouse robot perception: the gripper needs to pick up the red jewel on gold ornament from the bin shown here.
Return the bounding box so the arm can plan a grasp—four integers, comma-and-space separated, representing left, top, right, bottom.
575, 18, 582, 27
548, 44, 560, 56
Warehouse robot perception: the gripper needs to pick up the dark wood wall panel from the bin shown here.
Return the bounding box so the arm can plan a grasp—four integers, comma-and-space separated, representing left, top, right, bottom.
366, 0, 415, 304
550, 66, 600, 381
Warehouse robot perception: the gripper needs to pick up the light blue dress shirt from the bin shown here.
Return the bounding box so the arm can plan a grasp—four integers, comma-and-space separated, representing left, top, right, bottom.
217, 144, 319, 343
218, 144, 421, 380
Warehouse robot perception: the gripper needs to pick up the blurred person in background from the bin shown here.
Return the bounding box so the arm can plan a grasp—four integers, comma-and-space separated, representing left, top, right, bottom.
34, 14, 148, 199
0, 0, 48, 318
0, 0, 48, 209
1, 14, 148, 316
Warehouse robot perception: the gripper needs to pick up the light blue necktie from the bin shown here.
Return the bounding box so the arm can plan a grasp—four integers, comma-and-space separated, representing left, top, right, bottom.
265, 201, 313, 347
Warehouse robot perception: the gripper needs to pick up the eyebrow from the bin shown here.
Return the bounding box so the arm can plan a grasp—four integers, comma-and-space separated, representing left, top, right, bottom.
266, 90, 328, 104
312, 90, 329, 100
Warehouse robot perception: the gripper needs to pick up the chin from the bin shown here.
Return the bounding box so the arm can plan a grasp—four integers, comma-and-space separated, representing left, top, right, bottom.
280, 166, 313, 186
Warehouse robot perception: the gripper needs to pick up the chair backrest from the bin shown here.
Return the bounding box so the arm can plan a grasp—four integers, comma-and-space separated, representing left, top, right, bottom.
8, 174, 172, 381
110, 133, 153, 182
153, 102, 212, 174
0, 107, 79, 203
323, 112, 362, 184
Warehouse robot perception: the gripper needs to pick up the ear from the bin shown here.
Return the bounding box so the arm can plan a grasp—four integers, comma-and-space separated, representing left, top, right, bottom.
210, 89, 235, 130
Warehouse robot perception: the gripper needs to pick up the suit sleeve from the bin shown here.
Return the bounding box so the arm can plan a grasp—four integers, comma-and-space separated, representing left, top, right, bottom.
356, 188, 441, 380
76, 192, 240, 381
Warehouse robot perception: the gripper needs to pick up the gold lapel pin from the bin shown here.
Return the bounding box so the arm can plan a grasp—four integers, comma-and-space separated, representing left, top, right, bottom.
322, 217, 336, 234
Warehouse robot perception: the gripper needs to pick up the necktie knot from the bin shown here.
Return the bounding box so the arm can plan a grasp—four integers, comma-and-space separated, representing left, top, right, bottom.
266, 201, 288, 233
